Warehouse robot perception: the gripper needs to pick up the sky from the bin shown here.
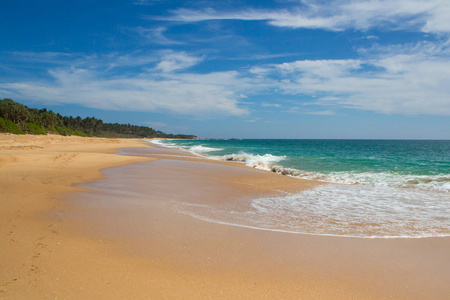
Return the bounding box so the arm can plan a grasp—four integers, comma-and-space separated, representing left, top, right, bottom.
0, 0, 449, 139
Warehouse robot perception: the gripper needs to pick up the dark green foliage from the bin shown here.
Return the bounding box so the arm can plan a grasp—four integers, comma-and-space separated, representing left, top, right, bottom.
0, 117, 25, 134
0, 99, 197, 139
0, 99, 30, 130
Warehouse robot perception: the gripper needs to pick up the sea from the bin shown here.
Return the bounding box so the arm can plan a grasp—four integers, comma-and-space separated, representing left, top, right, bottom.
152, 139, 450, 239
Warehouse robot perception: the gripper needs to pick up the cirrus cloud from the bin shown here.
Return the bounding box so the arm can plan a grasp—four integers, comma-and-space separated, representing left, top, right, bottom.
163, 0, 450, 34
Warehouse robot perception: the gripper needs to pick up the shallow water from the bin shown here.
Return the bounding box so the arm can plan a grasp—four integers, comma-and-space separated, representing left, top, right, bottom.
155, 139, 450, 238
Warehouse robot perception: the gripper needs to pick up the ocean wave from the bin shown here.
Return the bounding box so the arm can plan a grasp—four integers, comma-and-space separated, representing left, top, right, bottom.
151, 140, 449, 192
217, 152, 450, 192
175, 184, 450, 238
248, 184, 450, 238
154, 139, 449, 237
151, 140, 223, 154
298, 171, 450, 192
188, 145, 223, 153
217, 152, 286, 171
149, 139, 179, 148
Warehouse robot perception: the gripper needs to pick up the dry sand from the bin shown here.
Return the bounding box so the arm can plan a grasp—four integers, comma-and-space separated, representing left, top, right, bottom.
0, 134, 153, 298
1, 134, 449, 299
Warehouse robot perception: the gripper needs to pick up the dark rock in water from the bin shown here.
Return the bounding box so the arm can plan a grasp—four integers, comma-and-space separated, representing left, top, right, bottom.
271, 165, 300, 176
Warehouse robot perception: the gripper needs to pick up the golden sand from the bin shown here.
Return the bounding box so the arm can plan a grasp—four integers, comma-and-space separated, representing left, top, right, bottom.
1, 134, 449, 299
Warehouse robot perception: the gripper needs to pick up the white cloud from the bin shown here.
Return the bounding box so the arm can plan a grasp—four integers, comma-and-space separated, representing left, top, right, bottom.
11, 51, 75, 59
277, 59, 363, 78
422, 1, 450, 33
261, 102, 281, 108
165, 0, 450, 34
304, 110, 337, 115
0, 52, 249, 117
133, 26, 183, 45
164, 7, 340, 30
7, 51, 161, 71
268, 42, 450, 115
0, 70, 248, 116
2, 42, 449, 117
154, 50, 203, 73
244, 117, 261, 122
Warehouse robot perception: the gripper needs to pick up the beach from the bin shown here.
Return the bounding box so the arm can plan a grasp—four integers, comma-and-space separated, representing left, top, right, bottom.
1, 134, 449, 299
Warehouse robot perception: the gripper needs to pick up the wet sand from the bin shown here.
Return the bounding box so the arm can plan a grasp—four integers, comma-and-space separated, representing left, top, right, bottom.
1, 135, 449, 299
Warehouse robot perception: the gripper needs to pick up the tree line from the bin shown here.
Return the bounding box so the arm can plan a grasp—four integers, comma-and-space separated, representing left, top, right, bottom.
0, 98, 196, 139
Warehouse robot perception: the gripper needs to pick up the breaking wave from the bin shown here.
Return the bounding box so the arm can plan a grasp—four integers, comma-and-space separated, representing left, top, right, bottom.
154, 139, 449, 238
152, 139, 449, 192
215, 152, 449, 192
217, 152, 287, 171
150, 139, 222, 155
189, 145, 223, 153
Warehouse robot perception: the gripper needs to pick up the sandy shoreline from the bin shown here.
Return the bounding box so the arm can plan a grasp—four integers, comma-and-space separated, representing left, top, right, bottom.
0, 134, 154, 298
1, 134, 449, 299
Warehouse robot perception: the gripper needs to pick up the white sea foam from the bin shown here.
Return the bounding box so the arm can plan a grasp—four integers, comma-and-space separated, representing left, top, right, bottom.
151, 140, 449, 192
154, 140, 292, 174
149, 139, 179, 148
175, 184, 450, 238
153, 139, 449, 238
218, 152, 286, 171
250, 184, 450, 237
188, 145, 223, 153
220, 155, 450, 192
150, 140, 223, 156
151, 140, 450, 192
295, 171, 450, 192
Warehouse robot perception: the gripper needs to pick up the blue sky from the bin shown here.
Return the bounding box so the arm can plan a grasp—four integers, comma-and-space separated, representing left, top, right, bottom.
1, 0, 449, 139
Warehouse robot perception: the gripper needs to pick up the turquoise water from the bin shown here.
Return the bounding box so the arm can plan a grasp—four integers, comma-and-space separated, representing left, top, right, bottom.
153, 139, 450, 238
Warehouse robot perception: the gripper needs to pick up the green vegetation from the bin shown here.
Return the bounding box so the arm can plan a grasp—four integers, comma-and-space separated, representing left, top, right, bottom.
0, 98, 196, 139
0, 117, 24, 134
26, 122, 47, 135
